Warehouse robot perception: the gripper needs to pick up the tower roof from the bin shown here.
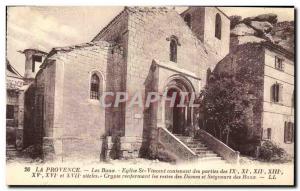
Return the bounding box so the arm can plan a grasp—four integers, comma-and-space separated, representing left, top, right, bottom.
18, 48, 48, 56
6, 59, 23, 79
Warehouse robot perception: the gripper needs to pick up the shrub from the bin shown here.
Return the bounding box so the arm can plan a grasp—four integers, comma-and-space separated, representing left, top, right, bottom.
21, 145, 42, 159
229, 15, 242, 29
109, 133, 121, 159
258, 141, 291, 162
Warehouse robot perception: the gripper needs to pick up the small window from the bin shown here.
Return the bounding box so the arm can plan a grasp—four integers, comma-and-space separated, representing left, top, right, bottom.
275, 56, 284, 71
271, 83, 282, 103
206, 68, 212, 83
170, 39, 177, 63
267, 128, 272, 140
6, 105, 14, 119
284, 122, 294, 143
215, 13, 222, 40
184, 14, 192, 28
90, 74, 100, 100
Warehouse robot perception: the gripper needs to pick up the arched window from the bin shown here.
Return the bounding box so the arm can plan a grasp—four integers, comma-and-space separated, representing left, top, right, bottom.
184, 14, 192, 28
170, 39, 177, 62
215, 13, 222, 40
90, 73, 101, 99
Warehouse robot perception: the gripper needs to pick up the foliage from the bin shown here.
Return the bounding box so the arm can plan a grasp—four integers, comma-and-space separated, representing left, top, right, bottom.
21, 145, 42, 159
109, 131, 122, 159
258, 140, 291, 162
229, 15, 242, 29
198, 72, 254, 148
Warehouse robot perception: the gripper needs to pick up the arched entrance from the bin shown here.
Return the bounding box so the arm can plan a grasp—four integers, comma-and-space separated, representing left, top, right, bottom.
162, 76, 194, 136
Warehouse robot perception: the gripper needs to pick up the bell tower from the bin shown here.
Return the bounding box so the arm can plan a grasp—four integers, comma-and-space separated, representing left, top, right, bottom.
181, 7, 231, 64
19, 49, 47, 84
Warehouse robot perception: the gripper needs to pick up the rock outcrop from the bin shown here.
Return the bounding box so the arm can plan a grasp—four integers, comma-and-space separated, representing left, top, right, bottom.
230, 13, 294, 53
272, 21, 294, 53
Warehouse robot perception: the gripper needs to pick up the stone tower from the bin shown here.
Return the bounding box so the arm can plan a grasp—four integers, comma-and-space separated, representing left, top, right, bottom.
181, 7, 231, 65
20, 49, 47, 84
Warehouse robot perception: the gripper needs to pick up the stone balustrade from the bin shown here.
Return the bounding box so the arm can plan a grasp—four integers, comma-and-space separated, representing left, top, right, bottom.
196, 129, 240, 163
157, 125, 197, 161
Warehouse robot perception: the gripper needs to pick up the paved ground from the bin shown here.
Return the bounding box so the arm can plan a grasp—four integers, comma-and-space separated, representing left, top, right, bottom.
239, 155, 293, 165
6, 146, 293, 165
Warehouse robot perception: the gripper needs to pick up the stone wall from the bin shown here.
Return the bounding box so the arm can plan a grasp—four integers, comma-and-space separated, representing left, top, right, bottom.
181, 7, 206, 42
92, 10, 130, 159
23, 84, 36, 148
56, 43, 111, 161
25, 60, 57, 159
105, 44, 128, 159
125, 7, 209, 157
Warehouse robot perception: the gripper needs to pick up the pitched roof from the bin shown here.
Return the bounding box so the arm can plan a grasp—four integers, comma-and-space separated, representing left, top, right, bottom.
91, 6, 172, 42
47, 41, 113, 58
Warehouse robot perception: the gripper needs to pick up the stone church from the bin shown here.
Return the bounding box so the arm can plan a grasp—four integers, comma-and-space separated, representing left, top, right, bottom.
18, 6, 232, 162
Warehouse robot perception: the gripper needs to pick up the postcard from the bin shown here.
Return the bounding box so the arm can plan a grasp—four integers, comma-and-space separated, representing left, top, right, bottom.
6, 6, 295, 186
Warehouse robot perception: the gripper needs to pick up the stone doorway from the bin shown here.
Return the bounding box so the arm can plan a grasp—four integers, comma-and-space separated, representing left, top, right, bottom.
163, 77, 194, 136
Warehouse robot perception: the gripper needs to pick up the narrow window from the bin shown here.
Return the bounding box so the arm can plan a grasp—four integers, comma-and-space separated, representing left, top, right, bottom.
267, 128, 272, 140
284, 122, 288, 142
6, 105, 14, 119
271, 83, 282, 103
275, 56, 284, 71
284, 122, 294, 143
90, 74, 100, 99
206, 68, 212, 83
184, 14, 192, 28
215, 13, 222, 40
170, 39, 177, 62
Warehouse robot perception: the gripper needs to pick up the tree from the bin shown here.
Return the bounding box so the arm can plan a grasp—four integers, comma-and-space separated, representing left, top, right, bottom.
198, 72, 254, 148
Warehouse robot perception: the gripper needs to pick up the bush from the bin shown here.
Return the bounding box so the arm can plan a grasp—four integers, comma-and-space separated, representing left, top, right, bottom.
21, 145, 42, 159
109, 133, 121, 159
258, 141, 291, 162
229, 15, 242, 29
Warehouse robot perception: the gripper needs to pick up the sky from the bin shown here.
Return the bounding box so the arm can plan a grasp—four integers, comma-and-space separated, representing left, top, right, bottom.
6, 6, 294, 75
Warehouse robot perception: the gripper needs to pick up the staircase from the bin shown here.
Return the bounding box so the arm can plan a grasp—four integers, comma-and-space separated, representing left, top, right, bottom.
6, 145, 19, 160
173, 134, 227, 163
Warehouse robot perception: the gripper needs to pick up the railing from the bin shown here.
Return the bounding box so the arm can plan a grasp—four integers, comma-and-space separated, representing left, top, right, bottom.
196, 129, 240, 164
157, 125, 197, 161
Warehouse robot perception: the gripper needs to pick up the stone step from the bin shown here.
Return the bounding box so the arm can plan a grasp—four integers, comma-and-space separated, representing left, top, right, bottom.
195, 150, 214, 154
173, 133, 225, 163
6, 148, 17, 151
198, 159, 227, 164
6, 145, 16, 149
188, 145, 208, 149
198, 156, 222, 161
6, 151, 18, 157
186, 142, 206, 147
197, 153, 218, 157
177, 137, 193, 141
